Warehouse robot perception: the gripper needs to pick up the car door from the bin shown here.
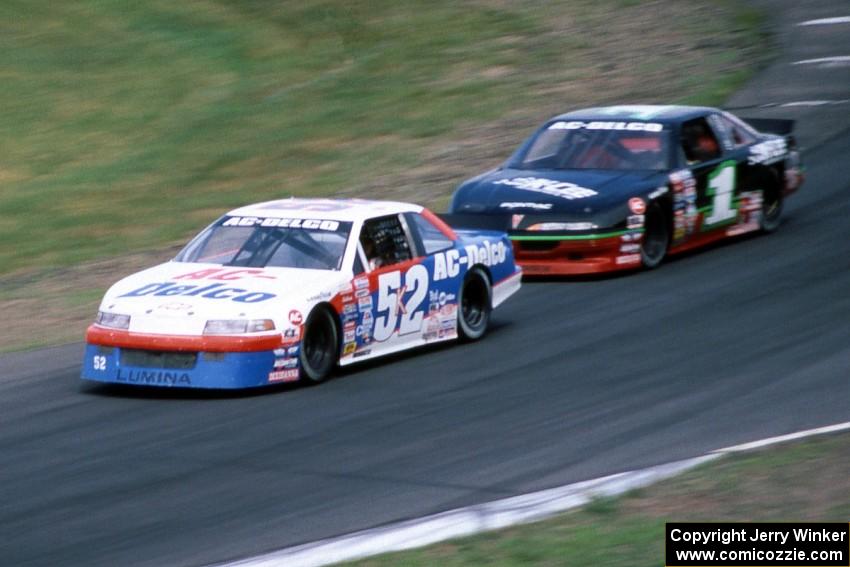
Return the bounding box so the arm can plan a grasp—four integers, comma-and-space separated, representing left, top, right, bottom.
679, 114, 743, 238
348, 213, 431, 359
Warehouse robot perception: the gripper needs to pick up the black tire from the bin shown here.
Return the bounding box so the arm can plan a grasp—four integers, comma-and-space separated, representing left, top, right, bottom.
640, 202, 669, 269
458, 267, 492, 341
299, 307, 339, 383
759, 177, 783, 233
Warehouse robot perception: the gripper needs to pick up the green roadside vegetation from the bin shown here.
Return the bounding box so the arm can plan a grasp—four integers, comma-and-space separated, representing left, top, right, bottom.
0, 0, 767, 351
343, 432, 850, 566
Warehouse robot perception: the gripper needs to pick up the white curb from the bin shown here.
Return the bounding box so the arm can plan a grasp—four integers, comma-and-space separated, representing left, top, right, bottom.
217, 421, 850, 567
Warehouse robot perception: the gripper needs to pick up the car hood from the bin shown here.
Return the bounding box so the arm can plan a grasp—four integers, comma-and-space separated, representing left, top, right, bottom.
453, 168, 666, 217
99, 262, 348, 335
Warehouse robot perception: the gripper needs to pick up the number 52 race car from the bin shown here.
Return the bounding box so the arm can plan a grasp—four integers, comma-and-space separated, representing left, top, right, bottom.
82, 199, 522, 389
447, 105, 803, 275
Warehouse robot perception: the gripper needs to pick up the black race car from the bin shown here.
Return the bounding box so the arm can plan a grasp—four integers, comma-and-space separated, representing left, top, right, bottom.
447, 105, 803, 275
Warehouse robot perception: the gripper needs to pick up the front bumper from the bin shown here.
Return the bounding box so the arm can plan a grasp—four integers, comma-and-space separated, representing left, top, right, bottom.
81, 326, 301, 389
511, 231, 643, 275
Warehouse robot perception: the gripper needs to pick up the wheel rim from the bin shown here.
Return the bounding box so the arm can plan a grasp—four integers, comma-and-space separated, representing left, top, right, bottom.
462, 275, 488, 331
641, 205, 668, 265
763, 187, 782, 224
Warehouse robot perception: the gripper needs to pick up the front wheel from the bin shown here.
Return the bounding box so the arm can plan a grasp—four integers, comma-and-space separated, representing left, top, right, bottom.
640, 202, 669, 269
458, 267, 492, 341
299, 307, 339, 384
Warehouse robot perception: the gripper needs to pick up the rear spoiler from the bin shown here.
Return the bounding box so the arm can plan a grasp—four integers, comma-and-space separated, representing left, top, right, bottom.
741, 117, 795, 136
438, 213, 512, 232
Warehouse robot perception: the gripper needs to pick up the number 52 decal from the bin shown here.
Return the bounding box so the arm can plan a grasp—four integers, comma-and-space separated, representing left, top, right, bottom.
373, 265, 429, 342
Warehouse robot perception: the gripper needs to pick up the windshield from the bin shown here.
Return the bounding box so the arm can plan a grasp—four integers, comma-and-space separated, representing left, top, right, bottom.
175, 216, 352, 271
516, 121, 671, 171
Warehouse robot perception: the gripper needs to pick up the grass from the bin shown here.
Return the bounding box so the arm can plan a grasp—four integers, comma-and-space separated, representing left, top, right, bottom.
342, 432, 850, 566
0, 0, 768, 351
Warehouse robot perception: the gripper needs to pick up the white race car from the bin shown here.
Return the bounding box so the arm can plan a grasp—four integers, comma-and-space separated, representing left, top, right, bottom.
82, 198, 522, 389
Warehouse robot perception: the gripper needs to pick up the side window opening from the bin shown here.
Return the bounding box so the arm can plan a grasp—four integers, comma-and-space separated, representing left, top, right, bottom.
407, 212, 453, 255
721, 113, 757, 147
359, 215, 414, 271
681, 117, 722, 164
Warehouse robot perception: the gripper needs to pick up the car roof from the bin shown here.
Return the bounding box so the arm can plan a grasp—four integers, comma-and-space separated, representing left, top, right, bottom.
227, 198, 423, 222
551, 104, 717, 124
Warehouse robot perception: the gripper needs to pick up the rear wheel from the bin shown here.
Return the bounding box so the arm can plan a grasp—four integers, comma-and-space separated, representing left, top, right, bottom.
759, 178, 783, 233
640, 202, 669, 269
458, 267, 492, 341
299, 307, 339, 383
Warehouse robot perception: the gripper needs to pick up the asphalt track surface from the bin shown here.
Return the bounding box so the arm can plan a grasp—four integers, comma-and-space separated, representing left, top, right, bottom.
2, 2, 849, 566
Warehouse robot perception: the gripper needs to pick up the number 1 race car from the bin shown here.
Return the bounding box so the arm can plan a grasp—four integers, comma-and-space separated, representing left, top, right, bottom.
447, 105, 804, 275
83, 199, 522, 389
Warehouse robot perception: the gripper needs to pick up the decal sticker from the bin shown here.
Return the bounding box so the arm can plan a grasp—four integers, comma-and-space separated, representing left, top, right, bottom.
175, 268, 276, 281
527, 222, 597, 231
273, 358, 298, 369
499, 202, 553, 210
703, 160, 738, 228
595, 105, 675, 120
670, 169, 698, 241
432, 241, 506, 282
288, 310, 303, 325
511, 214, 525, 229
627, 215, 645, 229
548, 121, 663, 132
463, 241, 507, 269
748, 138, 787, 165
374, 265, 429, 341
268, 369, 299, 383
615, 254, 641, 265
306, 291, 331, 302
117, 369, 191, 386
343, 342, 357, 355
429, 290, 456, 306
222, 216, 340, 231
493, 177, 597, 200
119, 282, 275, 303
155, 302, 193, 311
92, 355, 107, 371
620, 243, 641, 253
628, 198, 647, 215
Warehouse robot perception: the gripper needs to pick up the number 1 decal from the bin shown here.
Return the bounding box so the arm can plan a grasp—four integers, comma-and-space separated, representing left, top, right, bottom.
373, 265, 428, 342
703, 160, 738, 228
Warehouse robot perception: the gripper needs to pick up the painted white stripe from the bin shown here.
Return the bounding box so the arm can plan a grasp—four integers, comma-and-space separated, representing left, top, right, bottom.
798, 17, 850, 26
779, 100, 846, 107
746, 99, 850, 109
216, 421, 850, 567
792, 56, 850, 65
713, 421, 850, 453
